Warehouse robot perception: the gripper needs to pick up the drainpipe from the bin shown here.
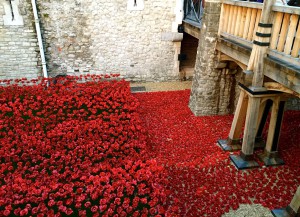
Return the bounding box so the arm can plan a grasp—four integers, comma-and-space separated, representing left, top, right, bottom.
31, 0, 48, 78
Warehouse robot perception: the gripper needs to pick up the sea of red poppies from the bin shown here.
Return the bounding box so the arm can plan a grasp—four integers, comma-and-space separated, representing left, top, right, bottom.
135, 90, 300, 216
0, 76, 177, 217
0, 77, 299, 217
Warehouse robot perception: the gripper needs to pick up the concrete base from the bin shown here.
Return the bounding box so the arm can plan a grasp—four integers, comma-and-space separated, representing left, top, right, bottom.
258, 152, 284, 167
271, 208, 294, 217
230, 154, 260, 170
217, 139, 242, 151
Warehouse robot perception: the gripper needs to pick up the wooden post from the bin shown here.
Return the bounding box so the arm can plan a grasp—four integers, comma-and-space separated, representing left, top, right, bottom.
229, 0, 277, 170
289, 187, 300, 216
265, 97, 280, 152
247, 0, 276, 86
218, 89, 248, 151
228, 90, 248, 142
229, 95, 260, 169
241, 96, 261, 157
255, 99, 273, 148
258, 97, 285, 166
272, 186, 300, 217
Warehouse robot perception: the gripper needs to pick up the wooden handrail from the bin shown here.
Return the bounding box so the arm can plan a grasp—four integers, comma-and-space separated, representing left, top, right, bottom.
272, 5, 300, 15
221, 0, 263, 9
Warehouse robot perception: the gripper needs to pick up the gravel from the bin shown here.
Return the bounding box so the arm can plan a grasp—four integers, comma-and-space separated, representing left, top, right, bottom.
222, 204, 273, 217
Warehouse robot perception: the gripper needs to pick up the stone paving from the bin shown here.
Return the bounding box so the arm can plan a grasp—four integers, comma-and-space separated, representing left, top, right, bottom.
130, 81, 192, 92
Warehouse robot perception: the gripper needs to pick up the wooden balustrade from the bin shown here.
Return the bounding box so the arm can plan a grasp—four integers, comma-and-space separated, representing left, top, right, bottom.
219, 0, 300, 65
219, 2, 262, 45
269, 10, 300, 62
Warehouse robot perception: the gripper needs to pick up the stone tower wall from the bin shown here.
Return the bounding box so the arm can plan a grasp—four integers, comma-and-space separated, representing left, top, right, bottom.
188, 0, 241, 115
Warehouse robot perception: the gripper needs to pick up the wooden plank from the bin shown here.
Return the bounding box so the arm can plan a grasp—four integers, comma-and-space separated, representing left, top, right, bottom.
239, 7, 248, 38
268, 49, 300, 65
230, 6, 239, 34
264, 82, 300, 98
277, 13, 291, 52
183, 22, 201, 39
284, 14, 299, 55
227, 5, 234, 33
263, 57, 300, 94
247, 8, 258, 41
215, 39, 251, 66
220, 32, 253, 47
252, 9, 262, 41
234, 6, 243, 36
218, 3, 226, 35
291, 17, 300, 57
270, 12, 284, 50
222, 4, 229, 35
243, 7, 252, 39
229, 90, 248, 139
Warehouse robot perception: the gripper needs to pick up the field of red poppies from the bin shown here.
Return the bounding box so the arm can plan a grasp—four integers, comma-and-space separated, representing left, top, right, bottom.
135, 90, 300, 216
0, 77, 299, 217
0, 76, 177, 217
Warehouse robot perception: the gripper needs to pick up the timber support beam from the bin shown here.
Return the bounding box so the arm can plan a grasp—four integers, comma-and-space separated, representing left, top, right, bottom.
224, 84, 286, 169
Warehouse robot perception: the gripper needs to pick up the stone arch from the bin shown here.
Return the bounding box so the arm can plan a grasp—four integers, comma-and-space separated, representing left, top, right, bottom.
217, 54, 247, 71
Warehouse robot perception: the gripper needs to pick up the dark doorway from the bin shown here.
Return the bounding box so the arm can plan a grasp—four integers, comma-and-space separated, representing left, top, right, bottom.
179, 32, 199, 80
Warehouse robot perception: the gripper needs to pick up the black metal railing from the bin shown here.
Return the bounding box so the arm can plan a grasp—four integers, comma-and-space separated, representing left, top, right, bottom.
183, 0, 203, 27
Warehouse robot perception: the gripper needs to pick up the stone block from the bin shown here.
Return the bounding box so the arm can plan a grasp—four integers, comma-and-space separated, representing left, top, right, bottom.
161, 32, 183, 42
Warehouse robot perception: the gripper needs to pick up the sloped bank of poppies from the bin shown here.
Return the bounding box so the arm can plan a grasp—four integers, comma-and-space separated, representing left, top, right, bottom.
135, 90, 300, 217
0, 76, 178, 217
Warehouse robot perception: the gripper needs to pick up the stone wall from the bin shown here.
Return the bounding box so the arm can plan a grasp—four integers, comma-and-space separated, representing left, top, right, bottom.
286, 98, 300, 111
189, 0, 240, 115
0, 0, 182, 81
37, 0, 181, 81
0, 0, 41, 80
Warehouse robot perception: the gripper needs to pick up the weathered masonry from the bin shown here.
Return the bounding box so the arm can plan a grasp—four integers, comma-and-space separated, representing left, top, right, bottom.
0, 0, 185, 81
0, 0, 41, 79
